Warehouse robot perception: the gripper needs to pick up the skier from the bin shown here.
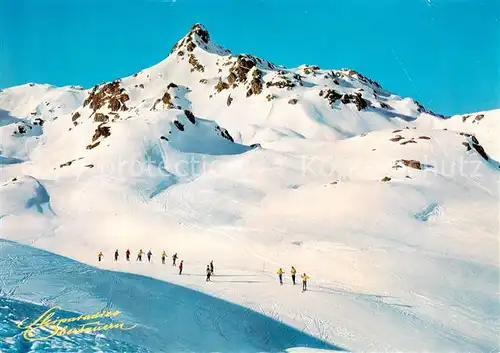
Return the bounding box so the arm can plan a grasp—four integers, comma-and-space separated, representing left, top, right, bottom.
161, 250, 167, 265
172, 253, 178, 266
98, 252, 104, 262
126, 249, 131, 261
291, 266, 297, 285
147, 250, 153, 262
301, 273, 309, 292
206, 265, 212, 282
114, 249, 119, 261
210, 260, 214, 275
178, 260, 183, 275
277, 268, 284, 285
137, 249, 144, 262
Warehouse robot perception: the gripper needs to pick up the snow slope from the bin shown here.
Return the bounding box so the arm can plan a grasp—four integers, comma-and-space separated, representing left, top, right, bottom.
0, 239, 339, 353
1, 23, 499, 352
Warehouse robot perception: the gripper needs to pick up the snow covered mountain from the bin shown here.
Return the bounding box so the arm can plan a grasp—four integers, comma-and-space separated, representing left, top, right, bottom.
0, 23, 499, 352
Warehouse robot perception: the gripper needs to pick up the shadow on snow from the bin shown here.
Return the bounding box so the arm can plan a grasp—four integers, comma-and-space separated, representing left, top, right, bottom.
0, 239, 347, 353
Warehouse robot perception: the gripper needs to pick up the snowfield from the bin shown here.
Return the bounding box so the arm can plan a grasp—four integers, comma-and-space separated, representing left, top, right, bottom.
0, 23, 499, 352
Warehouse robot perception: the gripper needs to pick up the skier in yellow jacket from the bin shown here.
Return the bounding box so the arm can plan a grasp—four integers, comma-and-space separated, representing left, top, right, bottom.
291, 266, 297, 285
277, 268, 284, 285
301, 273, 309, 292
137, 249, 144, 262
161, 250, 167, 265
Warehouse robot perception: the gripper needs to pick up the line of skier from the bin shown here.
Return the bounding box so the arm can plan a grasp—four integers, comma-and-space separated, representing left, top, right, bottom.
97, 250, 214, 278
97, 251, 308, 291
277, 266, 309, 292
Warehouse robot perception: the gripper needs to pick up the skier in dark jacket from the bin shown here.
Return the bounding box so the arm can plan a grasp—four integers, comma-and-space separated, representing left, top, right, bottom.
206, 265, 212, 282
126, 249, 131, 261
178, 260, 183, 275
147, 250, 153, 262
114, 249, 119, 261
172, 253, 178, 266
210, 260, 214, 275
98, 252, 104, 262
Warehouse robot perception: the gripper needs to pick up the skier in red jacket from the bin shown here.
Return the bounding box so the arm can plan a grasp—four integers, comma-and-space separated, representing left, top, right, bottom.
125, 249, 131, 261
178, 260, 183, 275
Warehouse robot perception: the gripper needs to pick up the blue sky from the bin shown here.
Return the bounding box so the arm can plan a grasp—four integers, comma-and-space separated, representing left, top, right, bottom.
0, 0, 498, 116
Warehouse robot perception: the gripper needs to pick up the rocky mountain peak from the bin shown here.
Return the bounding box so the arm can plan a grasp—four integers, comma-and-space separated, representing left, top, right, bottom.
169, 23, 231, 57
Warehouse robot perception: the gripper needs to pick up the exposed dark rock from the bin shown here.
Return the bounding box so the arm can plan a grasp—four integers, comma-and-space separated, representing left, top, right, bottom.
473, 114, 484, 123
462, 141, 472, 151
108, 97, 121, 111
160, 136, 169, 141
119, 93, 130, 103
60, 160, 74, 168
248, 69, 263, 96
184, 110, 196, 124
161, 92, 174, 108
33, 118, 44, 126
86, 141, 101, 150
462, 115, 471, 122
188, 54, 204, 72
173, 120, 184, 131
340, 93, 367, 110
266, 94, 275, 101
322, 89, 342, 105
418, 136, 431, 140
227, 94, 233, 106
228, 55, 256, 84
167, 82, 178, 89
215, 79, 230, 92
400, 139, 417, 145
94, 113, 109, 123
17, 125, 26, 134
469, 136, 489, 160
381, 176, 391, 182
341, 68, 383, 89
84, 81, 129, 113
266, 79, 295, 90
288, 98, 298, 105
220, 129, 234, 142
303, 65, 320, 74
390, 135, 404, 142
199, 79, 208, 84
392, 129, 402, 133
84, 164, 94, 168
91, 124, 111, 142
186, 41, 196, 52
380, 102, 392, 110
72, 112, 81, 122
398, 159, 422, 170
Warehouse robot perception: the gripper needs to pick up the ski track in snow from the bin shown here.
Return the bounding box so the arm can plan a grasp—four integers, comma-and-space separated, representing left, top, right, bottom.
0, 239, 343, 353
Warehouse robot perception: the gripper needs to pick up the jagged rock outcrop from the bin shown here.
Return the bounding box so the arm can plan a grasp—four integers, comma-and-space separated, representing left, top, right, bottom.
83, 81, 130, 113
320, 89, 342, 106
184, 110, 196, 124
341, 93, 368, 111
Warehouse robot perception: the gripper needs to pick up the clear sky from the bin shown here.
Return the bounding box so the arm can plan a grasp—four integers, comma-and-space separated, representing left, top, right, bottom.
1, 0, 498, 116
